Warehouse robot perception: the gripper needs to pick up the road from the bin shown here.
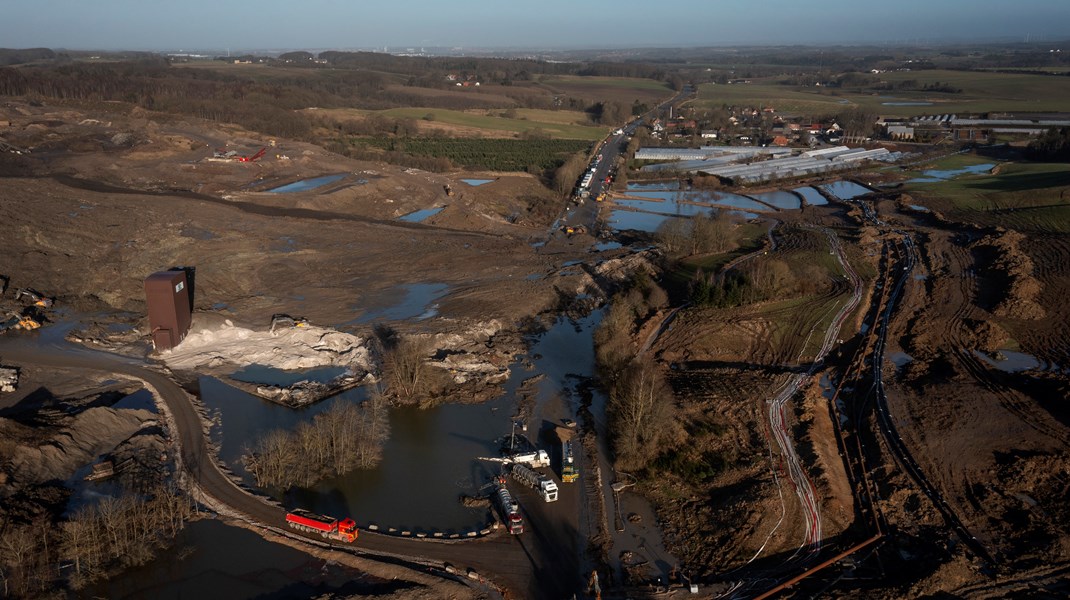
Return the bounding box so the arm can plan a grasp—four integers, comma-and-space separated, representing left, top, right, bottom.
0, 338, 575, 598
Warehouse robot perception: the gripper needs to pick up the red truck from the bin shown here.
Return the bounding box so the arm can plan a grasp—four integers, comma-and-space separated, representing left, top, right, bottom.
285, 509, 358, 543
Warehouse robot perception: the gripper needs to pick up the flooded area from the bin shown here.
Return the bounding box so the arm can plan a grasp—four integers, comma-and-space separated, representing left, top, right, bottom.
460, 178, 494, 186
889, 351, 914, 369
626, 189, 770, 212
99, 519, 391, 599
267, 174, 346, 193
750, 190, 802, 210
906, 163, 995, 184
609, 208, 758, 232
820, 180, 873, 200
793, 186, 829, 205
626, 182, 680, 192
349, 283, 448, 324
592, 241, 623, 252
202, 312, 604, 533
397, 206, 445, 222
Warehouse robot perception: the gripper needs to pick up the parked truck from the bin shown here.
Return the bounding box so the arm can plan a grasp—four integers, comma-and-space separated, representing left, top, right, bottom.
561, 439, 579, 483
511, 463, 559, 502
285, 509, 358, 543
495, 476, 524, 534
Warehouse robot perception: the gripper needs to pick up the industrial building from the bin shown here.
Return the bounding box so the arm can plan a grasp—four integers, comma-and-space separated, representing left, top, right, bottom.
144, 269, 194, 352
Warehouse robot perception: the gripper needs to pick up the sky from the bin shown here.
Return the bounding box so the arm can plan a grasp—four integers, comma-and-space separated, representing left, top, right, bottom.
3, 0, 1069, 51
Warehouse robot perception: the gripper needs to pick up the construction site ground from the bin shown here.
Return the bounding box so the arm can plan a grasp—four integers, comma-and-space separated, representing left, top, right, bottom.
2, 97, 1070, 598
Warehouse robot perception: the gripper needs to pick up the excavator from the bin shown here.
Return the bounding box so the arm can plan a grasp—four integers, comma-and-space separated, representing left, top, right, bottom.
14, 288, 53, 308
270, 313, 310, 335
1, 310, 41, 332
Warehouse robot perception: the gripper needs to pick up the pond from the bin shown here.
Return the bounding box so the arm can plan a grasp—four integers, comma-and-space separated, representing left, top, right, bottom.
267, 174, 346, 193
820, 181, 873, 200
625, 181, 680, 191
609, 208, 757, 233
460, 178, 495, 186
231, 364, 349, 387
202, 313, 602, 533
627, 189, 769, 212
397, 206, 445, 223
906, 163, 995, 184
793, 186, 829, 205
750, 190, 802, 210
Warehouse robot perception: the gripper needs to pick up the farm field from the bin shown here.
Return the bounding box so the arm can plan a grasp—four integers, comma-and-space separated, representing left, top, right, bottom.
696, 69, 1070, 116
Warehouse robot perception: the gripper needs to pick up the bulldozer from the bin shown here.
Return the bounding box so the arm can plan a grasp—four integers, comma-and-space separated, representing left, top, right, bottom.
14, 288, 53, 308
270, 313, 310, 335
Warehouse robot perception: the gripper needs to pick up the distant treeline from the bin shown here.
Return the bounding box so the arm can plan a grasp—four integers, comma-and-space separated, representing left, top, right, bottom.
1027, 127, 1070, 161
0, 47, 56, 65
356, 136, 590, 173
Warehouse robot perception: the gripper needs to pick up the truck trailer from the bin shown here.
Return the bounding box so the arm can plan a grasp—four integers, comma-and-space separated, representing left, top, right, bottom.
285, 509, 358, 543
511, 463, 559, 502
561, 439, 579, 483
495, 476, 524, 534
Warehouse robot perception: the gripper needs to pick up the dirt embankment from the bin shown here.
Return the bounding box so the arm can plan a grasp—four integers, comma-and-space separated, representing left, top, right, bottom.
972, 229, 1046, 320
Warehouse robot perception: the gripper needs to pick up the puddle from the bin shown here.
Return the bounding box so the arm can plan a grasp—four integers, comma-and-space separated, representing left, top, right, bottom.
889, 352, 914, 368
526, 273, 543, 281
973, 350, 1042, 373
530, 241, 546, 249
460, 178, 494, 186
231, 364, 349, 387
592, 241, 623, 251
913, 274, 927, 281
350, 283, 449, 324
793, 187, 829, 206
267, 174, 346, 193
909, 204, 930, 212
211, 302, 229, 311
906, 163, 995, 184
820, 181, 872, 200
271, 236, 297, 253
750, 190, 801, 210
180, 225, 217, 240
398, 206, 445, 223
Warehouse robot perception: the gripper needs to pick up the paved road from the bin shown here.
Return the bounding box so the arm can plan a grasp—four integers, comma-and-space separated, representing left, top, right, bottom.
0, 341, 569, 597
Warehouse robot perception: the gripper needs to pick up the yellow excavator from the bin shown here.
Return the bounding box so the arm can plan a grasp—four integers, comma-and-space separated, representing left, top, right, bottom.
2, 311, 40, 331
270, 313, 310, 335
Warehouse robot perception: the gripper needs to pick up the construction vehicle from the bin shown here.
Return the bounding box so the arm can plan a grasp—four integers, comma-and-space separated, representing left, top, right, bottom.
285, 509, 358, 543
444, 184, 454, 196
561, 439, 579, 483
494, 476, 524, 534
270, 313, 310, 335
236, 147, 266, 162
14, 288, 53, 308
511, 463, 558, 502
563, 224, 587, 236
507, 449, 550, 468
2, 311, 41, 332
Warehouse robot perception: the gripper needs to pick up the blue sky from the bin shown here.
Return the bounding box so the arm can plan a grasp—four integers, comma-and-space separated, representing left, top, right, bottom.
3, 0, 1069, 51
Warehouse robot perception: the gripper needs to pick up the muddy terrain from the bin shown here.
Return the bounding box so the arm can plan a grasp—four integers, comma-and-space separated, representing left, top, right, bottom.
3, 94, 1070, 599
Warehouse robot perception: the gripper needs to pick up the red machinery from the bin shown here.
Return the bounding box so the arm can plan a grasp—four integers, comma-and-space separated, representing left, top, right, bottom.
285, 509, 358, 543
237, 147, 266, 162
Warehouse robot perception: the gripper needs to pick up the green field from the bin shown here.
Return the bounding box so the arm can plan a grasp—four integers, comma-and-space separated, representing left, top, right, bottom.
906, 161, 1070, 234
697, 69, 1070, 117
375, 107, 608, 140
543, 75, 673, 91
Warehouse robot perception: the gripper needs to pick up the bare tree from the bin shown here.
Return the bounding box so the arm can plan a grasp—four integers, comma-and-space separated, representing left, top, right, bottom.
607, 358, 678, 471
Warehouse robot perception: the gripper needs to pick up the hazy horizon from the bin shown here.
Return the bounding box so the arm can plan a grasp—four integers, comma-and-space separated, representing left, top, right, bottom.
4, 0, 1070, 53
